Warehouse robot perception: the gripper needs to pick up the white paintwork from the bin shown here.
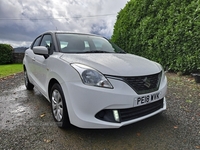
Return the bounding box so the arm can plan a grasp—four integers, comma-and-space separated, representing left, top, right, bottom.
23, 31, 167, 129
33, 46, 48, 55
61, 53, 161, 76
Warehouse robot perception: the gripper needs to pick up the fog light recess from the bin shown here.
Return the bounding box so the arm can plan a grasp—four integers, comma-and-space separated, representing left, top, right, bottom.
95, 109, 121, 123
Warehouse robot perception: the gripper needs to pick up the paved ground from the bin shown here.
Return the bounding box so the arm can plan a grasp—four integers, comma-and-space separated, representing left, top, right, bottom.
0, 72, 199, 150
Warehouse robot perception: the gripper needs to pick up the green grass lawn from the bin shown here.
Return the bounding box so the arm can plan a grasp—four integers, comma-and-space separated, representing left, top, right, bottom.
0, 64, 23, 78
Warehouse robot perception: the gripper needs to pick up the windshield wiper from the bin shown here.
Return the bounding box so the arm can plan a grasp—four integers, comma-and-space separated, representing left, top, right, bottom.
84, 50, 111, 53
117, 51, 126, 54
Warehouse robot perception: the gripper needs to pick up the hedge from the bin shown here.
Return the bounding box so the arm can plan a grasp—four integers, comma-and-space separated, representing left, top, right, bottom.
112, 0, 200, 73
0, 44, 13, 64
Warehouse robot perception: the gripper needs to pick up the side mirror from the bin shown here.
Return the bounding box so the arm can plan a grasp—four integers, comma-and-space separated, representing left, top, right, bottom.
33, 46, 49, 58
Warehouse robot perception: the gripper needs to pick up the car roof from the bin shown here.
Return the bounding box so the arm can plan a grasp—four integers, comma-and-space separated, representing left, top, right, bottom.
41, 31, 101, 37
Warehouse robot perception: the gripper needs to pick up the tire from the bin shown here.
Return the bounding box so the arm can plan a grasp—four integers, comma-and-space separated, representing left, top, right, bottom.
50, 83, 70, 128
24, 68, 34, 90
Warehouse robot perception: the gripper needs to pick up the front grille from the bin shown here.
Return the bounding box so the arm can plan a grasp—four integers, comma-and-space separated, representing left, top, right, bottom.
123, 72, 162, 94
119, 99, 164, 122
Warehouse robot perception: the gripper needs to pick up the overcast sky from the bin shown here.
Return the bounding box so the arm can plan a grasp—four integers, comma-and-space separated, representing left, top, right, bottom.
0, 0, 129, 48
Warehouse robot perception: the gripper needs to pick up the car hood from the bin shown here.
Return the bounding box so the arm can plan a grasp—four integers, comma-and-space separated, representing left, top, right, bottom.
60, 53, 161, 76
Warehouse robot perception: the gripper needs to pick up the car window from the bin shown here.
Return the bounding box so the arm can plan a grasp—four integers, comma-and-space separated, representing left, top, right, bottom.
60, 41, 68, 49
83, 41, 90, 51
32, 36, 42, 48
40, 34, 52, 49
92, 39, 102, 50
56, 33, 125, 53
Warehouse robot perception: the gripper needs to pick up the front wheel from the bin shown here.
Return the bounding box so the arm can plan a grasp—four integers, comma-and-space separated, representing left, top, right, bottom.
50, 83, 70, 128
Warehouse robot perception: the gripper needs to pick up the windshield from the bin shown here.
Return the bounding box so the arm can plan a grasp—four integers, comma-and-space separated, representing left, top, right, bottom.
56, 33, 125, 53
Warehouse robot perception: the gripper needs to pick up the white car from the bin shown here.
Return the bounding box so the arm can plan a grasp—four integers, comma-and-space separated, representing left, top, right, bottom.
23, 31, 167, 129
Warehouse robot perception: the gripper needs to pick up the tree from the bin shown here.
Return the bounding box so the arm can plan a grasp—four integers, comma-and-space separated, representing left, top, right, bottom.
112, 0, 200, 73
0, 44, 13, 64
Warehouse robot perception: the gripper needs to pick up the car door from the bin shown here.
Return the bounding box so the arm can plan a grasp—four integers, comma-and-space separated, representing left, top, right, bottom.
33, 34, 53, 95
25, 36, 42, 84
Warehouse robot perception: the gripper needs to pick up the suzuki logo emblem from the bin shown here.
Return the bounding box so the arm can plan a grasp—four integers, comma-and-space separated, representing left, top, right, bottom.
143, 77, 151, 88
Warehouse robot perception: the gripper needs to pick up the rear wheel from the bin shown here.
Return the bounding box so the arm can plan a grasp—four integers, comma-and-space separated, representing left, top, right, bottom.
50, 83, 70, 128
24, 68, 34, 90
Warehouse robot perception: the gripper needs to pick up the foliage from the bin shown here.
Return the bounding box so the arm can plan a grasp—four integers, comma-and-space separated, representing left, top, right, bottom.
112, 0, 200, 73
0, 44, 14, 64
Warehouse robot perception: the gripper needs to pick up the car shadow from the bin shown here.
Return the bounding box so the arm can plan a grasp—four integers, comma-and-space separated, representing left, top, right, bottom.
62, 112, 169, 137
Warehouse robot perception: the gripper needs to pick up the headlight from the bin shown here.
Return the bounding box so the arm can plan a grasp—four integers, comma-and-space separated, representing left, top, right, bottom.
71, 63, 113, 88
155, 62, 166, 82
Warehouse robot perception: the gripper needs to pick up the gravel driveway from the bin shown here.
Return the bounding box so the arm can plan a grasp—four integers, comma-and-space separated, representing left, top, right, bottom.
0, 72, 199, 150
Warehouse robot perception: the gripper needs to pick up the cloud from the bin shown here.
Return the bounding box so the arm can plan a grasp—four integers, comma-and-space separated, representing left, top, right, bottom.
0, 0, 129, 47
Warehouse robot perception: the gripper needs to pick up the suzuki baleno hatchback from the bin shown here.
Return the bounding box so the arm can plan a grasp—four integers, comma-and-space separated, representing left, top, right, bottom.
23, 31, 167, 129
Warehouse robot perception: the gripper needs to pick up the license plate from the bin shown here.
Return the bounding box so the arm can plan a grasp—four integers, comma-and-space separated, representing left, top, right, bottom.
135, 92, 160, 106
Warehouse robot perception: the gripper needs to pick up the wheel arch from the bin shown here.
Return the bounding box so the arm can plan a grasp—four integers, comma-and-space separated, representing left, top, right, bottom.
48, 78, 71, 128
48, 78, 60, 101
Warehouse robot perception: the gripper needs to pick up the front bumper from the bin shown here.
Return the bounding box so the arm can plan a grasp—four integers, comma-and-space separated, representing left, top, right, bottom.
61, 76, 167, 129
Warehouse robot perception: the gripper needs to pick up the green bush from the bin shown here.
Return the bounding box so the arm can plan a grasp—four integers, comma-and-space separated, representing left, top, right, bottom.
0, 44, 13, 64
112, 0, 200, 73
